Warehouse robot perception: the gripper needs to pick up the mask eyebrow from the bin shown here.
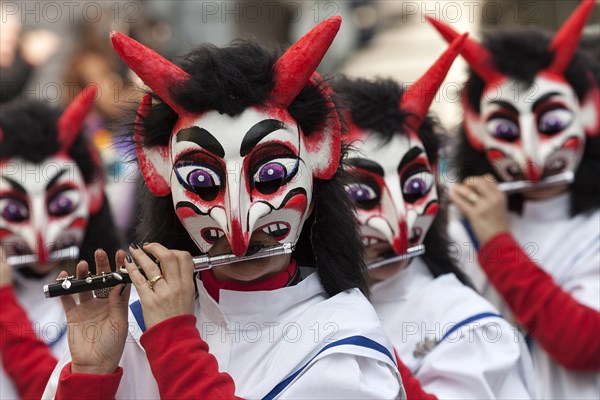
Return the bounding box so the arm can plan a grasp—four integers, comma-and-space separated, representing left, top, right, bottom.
45, 169, 69, 191
489, 100, 519, 115
347, 158, 384, 176
176, 127, 225, 158
1, 176, 26, 194
532, 92, 561, 112
398, 147, 424, 174
240, 119, 287, 157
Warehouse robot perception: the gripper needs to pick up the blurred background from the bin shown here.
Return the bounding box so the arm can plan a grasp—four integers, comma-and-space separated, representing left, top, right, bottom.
1, 0, 599, 237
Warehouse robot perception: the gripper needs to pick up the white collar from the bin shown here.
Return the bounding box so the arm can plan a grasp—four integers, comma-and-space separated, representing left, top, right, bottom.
520, 191, 571, 221
195, 271, 326, 323
370, 257, 432, 303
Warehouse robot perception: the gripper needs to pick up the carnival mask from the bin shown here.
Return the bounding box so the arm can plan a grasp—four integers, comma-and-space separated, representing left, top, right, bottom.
111, 18, 342, 257
345, 35, 465, 256
0, 87, 103, 264
346, 133, 438, 255
430, 0, 600, 182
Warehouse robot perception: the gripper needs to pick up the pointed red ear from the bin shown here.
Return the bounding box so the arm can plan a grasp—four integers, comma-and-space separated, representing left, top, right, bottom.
302, 75, 341, 180
111, 31, 190, 116
427, 17, 504, 83
400, 34, 467, 130
548, 0, 595, 74
271, 16, 341, 108
581, 73, 600, 137
57, 85, 97, 151
462, 97, 485, 151
134, 94, 172, 196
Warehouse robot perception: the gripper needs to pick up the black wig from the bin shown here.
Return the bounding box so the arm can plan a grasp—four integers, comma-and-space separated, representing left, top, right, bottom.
455, 29, 600, 216
0, 101, 121, 272
133, 40, 369, 297
333, 76, 472, 287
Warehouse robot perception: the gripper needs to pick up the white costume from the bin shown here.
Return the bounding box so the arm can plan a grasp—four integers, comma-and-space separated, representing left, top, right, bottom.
371, 257, 534, 399
449, 193, 600, 399
43, 271, 404, 399
1, 273, 68, 399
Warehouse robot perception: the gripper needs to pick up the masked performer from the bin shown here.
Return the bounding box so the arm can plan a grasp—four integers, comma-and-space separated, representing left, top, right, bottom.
429, 0, 600, 397
336, 35, 534, 399
42, 17, 404, 399
0, 86, 120, 399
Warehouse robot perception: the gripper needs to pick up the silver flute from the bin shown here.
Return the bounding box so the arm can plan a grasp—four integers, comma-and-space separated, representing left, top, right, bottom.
7, 246, 80, 268
368, 244, 426, 270
497, 171, 574, 194
44, 243, 295, 298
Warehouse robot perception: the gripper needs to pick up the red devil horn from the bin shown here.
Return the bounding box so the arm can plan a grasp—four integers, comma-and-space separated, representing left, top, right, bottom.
271, 16, 341, 107
57, 85, 97, 150
548, 0, 595, 74
427, 17, 504, 83
110, 31, 190, 116
401, 34, 468, 129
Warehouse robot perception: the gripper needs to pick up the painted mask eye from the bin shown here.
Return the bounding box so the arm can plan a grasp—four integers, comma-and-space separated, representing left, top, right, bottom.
0, 198, 29, 222
252, 158, 299, 195
486, 117, 520, 142
345, 175, 380, 210
48, 189, 80, 217
402, 170, 434, 204
175, 163, 222, 201
538, 108, 573, 135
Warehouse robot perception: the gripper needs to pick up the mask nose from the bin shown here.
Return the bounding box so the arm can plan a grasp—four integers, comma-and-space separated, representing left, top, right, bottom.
222, 165, 251, 257
31, 197, 50, 262
380, 184, 408, 255
520, 115, 543, 182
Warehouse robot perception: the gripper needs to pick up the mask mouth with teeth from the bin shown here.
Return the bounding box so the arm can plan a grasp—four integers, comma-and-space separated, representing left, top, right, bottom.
0, 87, 120, 273
429, 1, 600, 186
336, 35, 466, 260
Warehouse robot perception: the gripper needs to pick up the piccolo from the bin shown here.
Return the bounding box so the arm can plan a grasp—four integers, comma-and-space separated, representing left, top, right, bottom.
43, 243, 295, 298
497, 171, 574, 195
7, 246, 79, 268
368, 244, 425, 270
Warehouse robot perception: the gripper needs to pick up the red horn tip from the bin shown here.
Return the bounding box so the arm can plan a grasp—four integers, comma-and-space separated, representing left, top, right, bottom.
548, 0, 596, 74
428, 17, 504, 83
271, 16, 342, 107
400, 33, 467, 129
57, 85, 97, 150
110, 31, 190, 116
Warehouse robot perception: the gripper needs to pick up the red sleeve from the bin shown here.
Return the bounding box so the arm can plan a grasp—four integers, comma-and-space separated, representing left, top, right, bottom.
0, 286, 58, 399
140, 314, 244, 400
478, 232, 600, 371
55, 363, 122, 399
394, 349, 438, 400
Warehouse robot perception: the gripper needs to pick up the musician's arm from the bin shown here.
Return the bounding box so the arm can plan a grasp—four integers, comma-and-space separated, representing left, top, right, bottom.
55, 363, 122, 400
479, 232, 600, 370
0, 286, 58, 399
140, 314, 244, 399
393, 350, 438, 400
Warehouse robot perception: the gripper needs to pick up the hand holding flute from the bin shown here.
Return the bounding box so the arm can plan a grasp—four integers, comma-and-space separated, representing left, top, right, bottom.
58, 244, 198, 375
44, 243, 295, 298
59, 249, 131, 375
449, 174, 510, 245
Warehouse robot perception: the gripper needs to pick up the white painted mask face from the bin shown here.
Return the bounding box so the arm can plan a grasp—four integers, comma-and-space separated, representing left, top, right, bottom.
113, 18, 344, 258
345, 132, 438, 256
473, 75, 588, 182
169, 107, 315, 257
429, 2, 600, 183
0, 156, 90, 263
